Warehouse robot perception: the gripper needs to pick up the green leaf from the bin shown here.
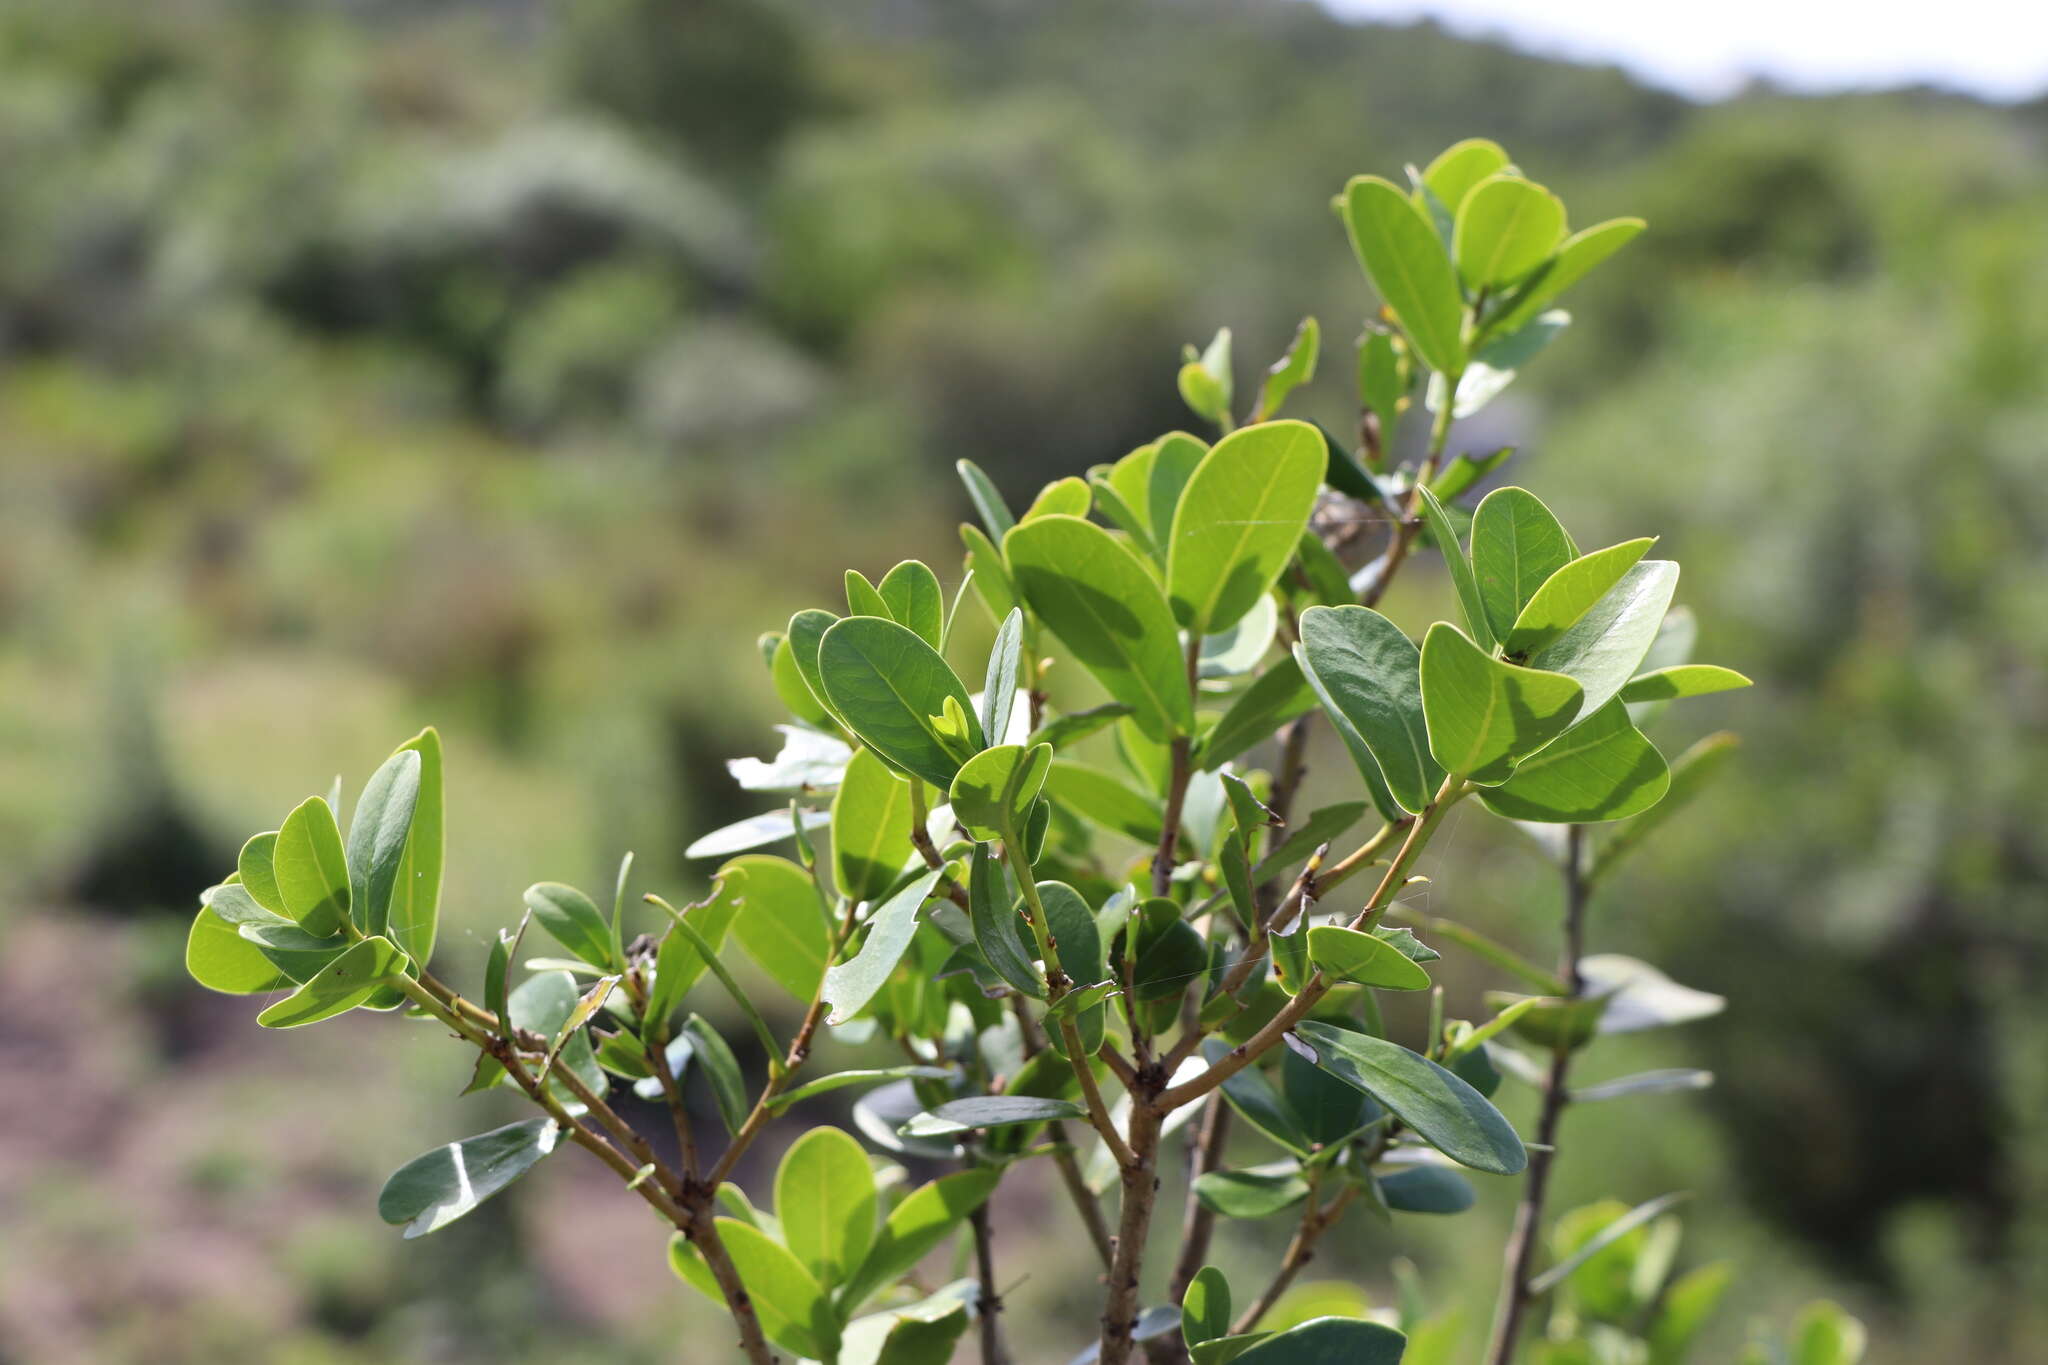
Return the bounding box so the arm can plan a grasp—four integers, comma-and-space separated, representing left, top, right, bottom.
1572, 1069, 1714, 1104
1308, 925, 1432, 990
842, 1291, 974, 1365
1252, 801, 1368, 882
345, 749, 421, 938
1504, 539, 1655, 659
1195, 1167, 1311, 1219
1291, 1020, 1526, 1174
820, 615, 984, 790
1470, 488, 1578, 644
1120, 897, 1209, 1003
1045, 759, 1163, 845
1295, 605, 1442, 815
685, 807, 833, 860
718, 1217, 839, 1360
273, 796, 351, 939
823, 869, 943, 1025
787, 608, 849, 727
980, 607, 1024, 745
1430, 446, 1514, 503
234, 916, 348, 984
1378, 1164, 1477, 1215
1195, 1332, 1274, 1365
960, 523, 1021, 625
1529, 559, 1681, 723
1166, 419, 1327, 634
185, 904, 293, 994
256, 935, 409, 1029
727, 854, 833, 1005
1493, 217, 1645, 336
1254, 317, 1320, 421
1789, 1301, 1867, 1365
1646, 1262, 1734, 1365
1415, 485, 1496, 653
731, 726, 852, 795
1528, 1191, 1690, 1297
1090, 473, 1159, 557
1454, 173, 1565, 289
1206, 1041, 1310, 1155
1147, 432, 1210, 560
378, 1118, 560, 1238
776, 1126, 877, 1286
1282, 1045, 1377, 1145
956, 458, 1015, 541
841, 1169, 1001, 1314
1184, 1265, 1234, 1348
1232, 1316, 1408, 1365
386, 727, 445, 968
1620, 664, 1752, 703
1340, 175, 1467, 378
1357, 327, 1411, 434
1479, 699, 1669, 823
772, 634, 835, 729
1198, 656, 1318, 772
684, 1013, 749, 1133
968, 845, 1041, 998
1041, 880, 1108, 1055
235, 832, 285, 915
508, 969, 608, 1102
949, 743, 1051, 843
902, 1095, 1087, 1138
1420, 623, 1582, 784
1579, 955, 1725, 1034
1024, 475, 1092, 521
523, 882, 614, 971
878, 560, 945, 650
846, 568, 891, 618
1005, 514, 1194, 742
833, 747, 914, 904
1421, 138, 1509, 215
767, 1065, 955, 1114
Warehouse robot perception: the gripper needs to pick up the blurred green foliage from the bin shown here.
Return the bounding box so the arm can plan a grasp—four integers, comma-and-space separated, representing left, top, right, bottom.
0, 0, 2043, 1361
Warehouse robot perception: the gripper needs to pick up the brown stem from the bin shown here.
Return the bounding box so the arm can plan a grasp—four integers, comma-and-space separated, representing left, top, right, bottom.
1098, 1097, 1165, 1365
1484, 825, 1589, 1365
969, 1195, 1011, 1365
684, 1198, 782, 1365
1230, 1183, 1360, 1334
1152, 737, 1193, 899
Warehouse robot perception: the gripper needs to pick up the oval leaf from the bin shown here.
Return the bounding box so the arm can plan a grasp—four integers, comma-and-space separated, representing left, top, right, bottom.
1454, 173, 1566, 289
1307, 925, 1432, 990
1341, 175, 1467, 378
833, 747, 915, 904
820, 616, 984, 790
1419, 623, 1582, 784
1290, 1020, 1526, 1174
1166, 420, 1326, 634
823, 869, 944, 1025
1471, 487, 1577, 643
273, 797, 351, 939
775, 1126, 878, 1285
1295, 605, 1442, 815
1478, 698, 1669, 823
256, 934, 409, 1029
378, 1118, 561, 1238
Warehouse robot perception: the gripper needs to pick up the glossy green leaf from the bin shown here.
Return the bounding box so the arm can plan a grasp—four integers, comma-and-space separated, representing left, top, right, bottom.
776, 1126, 877, 1286
833, 747, 914, 904
846, 568, 890, 619
1206, 1042, 1309, 1154
727, 854, 832, 1004
1145, 432, 1208, 562
1357, 327, 1411, 433
1107, 442, 1158, 534
979, 607, 1024, 744
1471, 487, 1577, 643
1183, 1265, 1234, 1348
685, 807, 833, 861
956, 458, 1015, 541
1255, 317, 1320, 420
1572, 1068, 1714, 1103
767, 1065, 955, 1114
840, 1169, 1001, 1314
1420, 623, 1582, 783
1421, 137, 1509, 215
968, 845, 1040, 998
949, 743, 1051, 843
1378, 1164, 1476, 1214
234, 917, 348, 984
1479, 699, 1669, 823
1620, 664, 1752, 702
1579, 955, 1726, 1033
787, 608, 849, 724
1194, 1167, 1310, 1219
235, 832, 285, 915
345, 749, 421, 938
878, 560, 945, 650
1529, 559, 1680, 723
1232, 1316, 1407, 1365
1045, 759, 1163, 845
273, 796, 351, 939
1023, 475, 1092, 521
1199, 592, 1278, 679
185, 903, 293, 994
378, 1118, 560, 1238
524, 882, 614, 971
1006, 514, 1193, 742
820, 616, 984, 790
507, 969, 607, 1101
1341, 175, 1466, 377
1198, 656, 1318, 772
1308, 925, 1432, 990
822, 868, 941, 1025
1296, 604, 1442, 815
842, 1290, 974, 1365
1166, 419, 1326, 634
386, 727, 444, 968
1040, 879, 1107, 1054
256, 935, 408, 1029
1493, 217, 1645, 335
718, 1217, 838, 1360
772, 634, 835, 729
1291, 1020, 1526, 1174
1454, 173, 1565, 289
1504, 539, 1655, 659
1415, 484, 1496, 652
1090, 473, 1158, 557
684, 1013, 748, 1133
902, 1095, 1087, 1138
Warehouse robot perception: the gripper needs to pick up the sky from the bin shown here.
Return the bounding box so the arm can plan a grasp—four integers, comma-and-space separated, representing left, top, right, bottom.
1324, 0, 2048, 101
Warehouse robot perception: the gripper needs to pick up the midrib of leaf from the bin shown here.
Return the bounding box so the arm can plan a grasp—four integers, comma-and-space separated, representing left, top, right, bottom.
1478, 191, 1536, 283
1179, 436, 1300, 631
1052, 541, 1180, 734
1362, 197, 1459, 370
